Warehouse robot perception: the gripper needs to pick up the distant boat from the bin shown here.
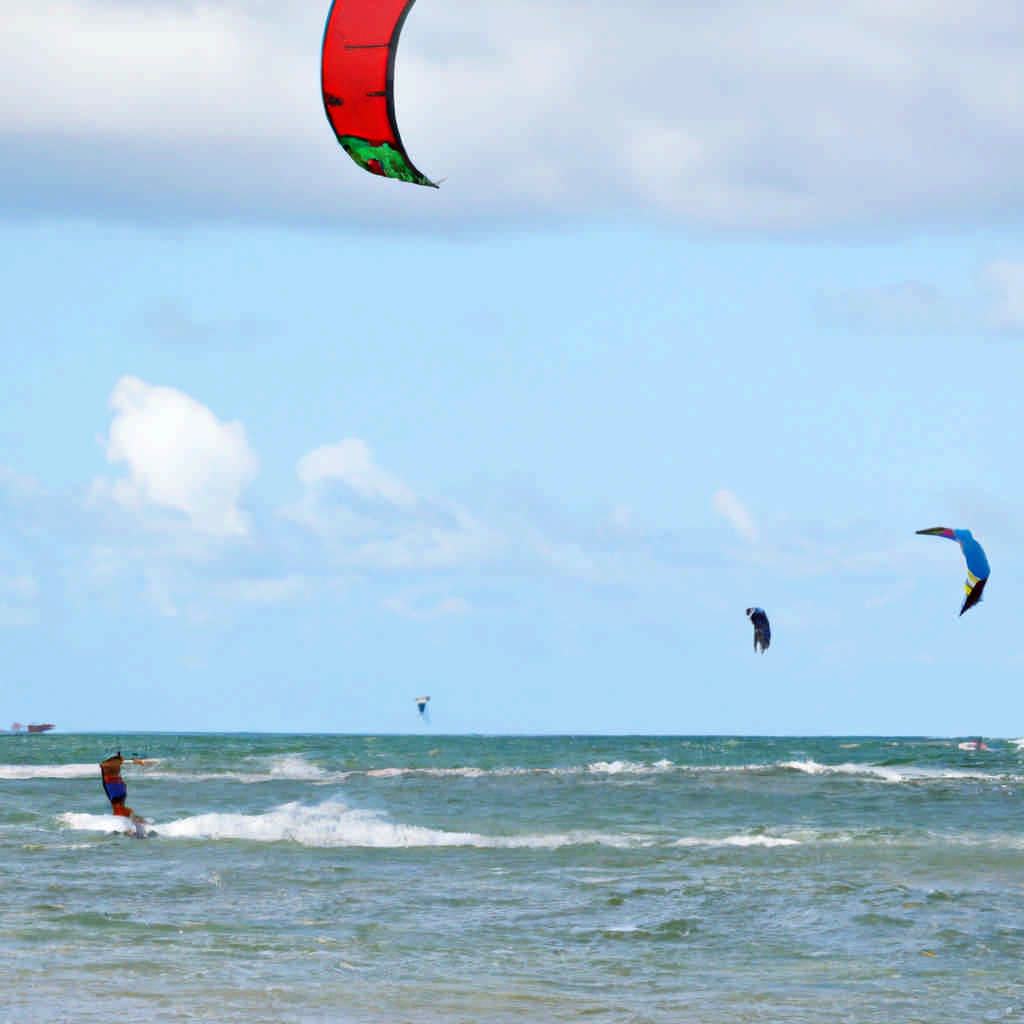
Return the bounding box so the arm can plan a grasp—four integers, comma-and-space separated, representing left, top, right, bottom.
11, 723, 55, 734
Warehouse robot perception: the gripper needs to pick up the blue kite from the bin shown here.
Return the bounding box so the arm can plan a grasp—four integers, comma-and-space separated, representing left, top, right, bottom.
745, 607, 771, 653
916, 527, 990, 616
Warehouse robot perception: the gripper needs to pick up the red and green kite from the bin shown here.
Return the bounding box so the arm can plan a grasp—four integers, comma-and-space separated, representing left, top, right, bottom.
321, 0, 438, 187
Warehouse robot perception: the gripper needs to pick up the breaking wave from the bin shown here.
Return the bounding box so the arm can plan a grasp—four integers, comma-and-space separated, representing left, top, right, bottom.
60, 799, 646, 850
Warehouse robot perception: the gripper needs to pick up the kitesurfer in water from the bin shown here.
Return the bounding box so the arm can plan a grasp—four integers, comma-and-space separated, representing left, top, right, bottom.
100, 751, 146, 831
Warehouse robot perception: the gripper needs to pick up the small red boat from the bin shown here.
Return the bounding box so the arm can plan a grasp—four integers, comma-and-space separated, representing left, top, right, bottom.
12, 723, 55, 733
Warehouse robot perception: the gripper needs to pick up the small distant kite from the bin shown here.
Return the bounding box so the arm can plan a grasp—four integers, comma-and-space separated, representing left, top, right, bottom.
745, 608, 770, 653
415, 696, 430, 718
321, 0, 439, 187
916, 527, 990, 616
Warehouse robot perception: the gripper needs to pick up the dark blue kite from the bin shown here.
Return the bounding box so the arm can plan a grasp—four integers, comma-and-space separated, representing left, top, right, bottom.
745, 607, 770, 653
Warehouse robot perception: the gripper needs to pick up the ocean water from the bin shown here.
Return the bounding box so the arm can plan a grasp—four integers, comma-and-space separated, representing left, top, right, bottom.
2, 733, 1024, 1023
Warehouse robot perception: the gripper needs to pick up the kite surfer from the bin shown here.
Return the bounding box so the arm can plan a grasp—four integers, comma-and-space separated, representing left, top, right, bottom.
99, 751, 147, 835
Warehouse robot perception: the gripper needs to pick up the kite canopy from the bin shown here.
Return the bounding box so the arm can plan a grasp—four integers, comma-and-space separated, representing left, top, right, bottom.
321, 0, 438, 187
415, 696, 430, 716
745, 607, 771, 654
916, 527, 990, 615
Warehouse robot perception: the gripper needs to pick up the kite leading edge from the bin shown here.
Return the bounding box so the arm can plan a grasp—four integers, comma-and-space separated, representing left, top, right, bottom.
916, 527, 990, 616
321, 0, 438, 187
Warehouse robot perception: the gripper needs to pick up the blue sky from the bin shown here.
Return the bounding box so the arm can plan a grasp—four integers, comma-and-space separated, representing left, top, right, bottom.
3, 0, 1024, 735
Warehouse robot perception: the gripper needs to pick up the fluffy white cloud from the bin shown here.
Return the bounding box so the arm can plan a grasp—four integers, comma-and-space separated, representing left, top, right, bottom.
713, 489, 758, 544
100, 376, 258, 536
297, 440, 415, 507
5, 0, 1024, 230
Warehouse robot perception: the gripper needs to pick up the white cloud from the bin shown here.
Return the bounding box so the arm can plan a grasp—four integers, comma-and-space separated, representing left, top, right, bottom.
819, 280, 969, 333
0, 465, 41, 499
286, 439, 498, 572
713, 489, 758, 544
297, 440, 415, 507
5, 0, 1024, 230
984, 261, 1024, 330
144, 567, 178, 618
348, 517, 496, 571
609, 505, 634, 529
384, 593, 471, 619
0, 572, 39, 628
0, 607, 37, 627
1, 574, 38, 601
226, 575, 309, 605
99, 376, 258, 536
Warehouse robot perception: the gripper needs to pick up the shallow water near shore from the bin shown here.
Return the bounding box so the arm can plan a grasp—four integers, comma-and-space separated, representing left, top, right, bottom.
3, 732, 1023, 1022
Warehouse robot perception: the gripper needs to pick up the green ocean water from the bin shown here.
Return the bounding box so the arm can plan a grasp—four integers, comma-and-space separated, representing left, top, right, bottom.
2, 732, 1023, 1023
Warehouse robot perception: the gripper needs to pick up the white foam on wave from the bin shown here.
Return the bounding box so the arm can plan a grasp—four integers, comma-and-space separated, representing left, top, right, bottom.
60, 811, 139, 835
361, 760, 680, 779
266, 754, 328, 780
777, 760, 1018, 784
674, 833, 801, 848
781, 759, 906, 783
60, 798, 647, 849
365, 762, 672, 778
365, 766, 487, 779
144, 755, 349, 786
0, 763, 98, 780
586, 760, 675, 775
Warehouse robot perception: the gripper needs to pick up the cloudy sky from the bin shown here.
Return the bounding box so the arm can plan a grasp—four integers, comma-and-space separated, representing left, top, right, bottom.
3, 0, 1024, 735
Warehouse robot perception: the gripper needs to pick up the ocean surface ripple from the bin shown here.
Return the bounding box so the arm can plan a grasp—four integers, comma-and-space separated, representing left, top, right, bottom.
3, 733, 1024, 1023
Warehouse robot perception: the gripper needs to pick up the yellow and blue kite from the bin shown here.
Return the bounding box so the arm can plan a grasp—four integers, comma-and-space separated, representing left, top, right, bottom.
916, 527, 990, 616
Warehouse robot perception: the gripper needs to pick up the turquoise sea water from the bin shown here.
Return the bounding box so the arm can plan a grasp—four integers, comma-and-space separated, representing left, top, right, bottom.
2, 733, 1024, 1023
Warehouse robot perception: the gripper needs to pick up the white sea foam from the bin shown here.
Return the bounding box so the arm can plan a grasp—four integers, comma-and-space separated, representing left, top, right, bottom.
32, 755, 1019, 790
780, 759, 907, 783
674, 833, 801, 848
777, 759, 1017, 784
0, 763, 98, 780
143, 757, 349, 785
60, 811, 139, 836
266, 754, 328, 780
586, 760, 675, 775
363, 760, 680, 779
721, 834, 801, 848
365, 766, 486, 778
60, 798, 646, 849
